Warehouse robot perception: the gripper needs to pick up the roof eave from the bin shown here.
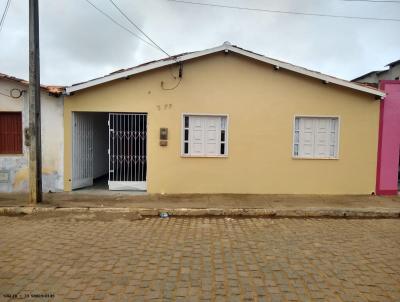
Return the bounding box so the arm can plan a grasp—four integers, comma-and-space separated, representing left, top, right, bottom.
65, 45, 227, 94
65, 44, 386, 99
228, 46, 385, 99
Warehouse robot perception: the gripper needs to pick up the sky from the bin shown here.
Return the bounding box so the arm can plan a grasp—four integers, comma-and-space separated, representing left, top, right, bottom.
0, 0, 399, 86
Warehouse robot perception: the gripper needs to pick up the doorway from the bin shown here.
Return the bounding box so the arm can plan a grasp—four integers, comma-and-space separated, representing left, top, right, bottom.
71, 112, 147, 191
108, 113, 147, 190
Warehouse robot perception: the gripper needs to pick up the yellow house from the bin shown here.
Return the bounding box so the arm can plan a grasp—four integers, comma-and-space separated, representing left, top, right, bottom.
64, 43, 385, 195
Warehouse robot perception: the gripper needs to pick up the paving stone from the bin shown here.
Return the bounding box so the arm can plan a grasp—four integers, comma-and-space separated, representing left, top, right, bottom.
0, 216, 399, 301
91, 291, 106, 300
65, 291, 81, 299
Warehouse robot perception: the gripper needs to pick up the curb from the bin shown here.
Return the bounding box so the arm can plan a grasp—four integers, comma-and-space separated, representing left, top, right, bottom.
0, 206, 399, 218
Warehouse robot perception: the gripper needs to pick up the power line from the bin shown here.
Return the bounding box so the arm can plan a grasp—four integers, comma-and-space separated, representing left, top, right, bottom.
83, 0, 158, 50
342, 0, 400, 3
168, 0, 400, 22
0, 0, 11, 34
108, 0, 171, 57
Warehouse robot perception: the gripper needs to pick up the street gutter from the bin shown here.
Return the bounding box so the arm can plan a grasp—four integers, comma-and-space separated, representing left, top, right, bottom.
0, 206, 399, 218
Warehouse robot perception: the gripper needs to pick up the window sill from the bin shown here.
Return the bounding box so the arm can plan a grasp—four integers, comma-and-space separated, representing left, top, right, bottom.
292, 156, 339, 160
181, 154, 228, 158
0, 153, 24, 157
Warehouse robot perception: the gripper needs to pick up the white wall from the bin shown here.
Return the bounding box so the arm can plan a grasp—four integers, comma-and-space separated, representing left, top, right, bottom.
0, 78, 64, 192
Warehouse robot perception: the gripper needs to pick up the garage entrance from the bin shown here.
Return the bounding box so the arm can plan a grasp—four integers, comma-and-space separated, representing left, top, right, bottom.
72, 112, 147, 191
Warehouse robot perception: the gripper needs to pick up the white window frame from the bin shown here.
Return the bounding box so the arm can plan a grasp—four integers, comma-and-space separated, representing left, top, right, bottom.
292, 115, 340, 160
181, 113, 229, 158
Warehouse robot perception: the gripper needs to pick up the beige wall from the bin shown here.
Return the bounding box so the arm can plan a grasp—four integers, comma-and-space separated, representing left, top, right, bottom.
64, 53, 380, 194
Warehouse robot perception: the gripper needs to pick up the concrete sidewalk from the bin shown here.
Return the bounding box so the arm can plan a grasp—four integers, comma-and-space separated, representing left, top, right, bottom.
0, 192, 399, 218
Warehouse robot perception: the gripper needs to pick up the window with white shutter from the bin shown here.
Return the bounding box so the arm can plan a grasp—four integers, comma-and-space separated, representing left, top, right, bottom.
182, 114, 228, 157
293, 117, 339, 159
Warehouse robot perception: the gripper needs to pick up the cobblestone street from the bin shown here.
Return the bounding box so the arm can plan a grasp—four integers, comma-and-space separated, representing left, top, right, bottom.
0, 213, 399, 301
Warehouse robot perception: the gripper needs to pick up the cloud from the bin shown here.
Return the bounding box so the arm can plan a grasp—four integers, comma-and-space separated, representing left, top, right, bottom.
0, 0, 399, 85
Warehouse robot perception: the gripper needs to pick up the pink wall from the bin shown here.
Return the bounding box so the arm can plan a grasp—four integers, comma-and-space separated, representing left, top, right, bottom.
376, 81, 400, 195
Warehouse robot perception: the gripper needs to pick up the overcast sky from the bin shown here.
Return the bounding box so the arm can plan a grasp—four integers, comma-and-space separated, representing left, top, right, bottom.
0, 0, 399, 86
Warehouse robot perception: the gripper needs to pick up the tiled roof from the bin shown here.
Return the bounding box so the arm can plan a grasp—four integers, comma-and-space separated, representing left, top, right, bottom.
0, 73, 64, 95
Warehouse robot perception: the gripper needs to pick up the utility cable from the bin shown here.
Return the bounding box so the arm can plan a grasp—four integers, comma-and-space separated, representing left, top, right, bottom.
0, 88, 23, 99
108, 0, 181, 86
168, 0, 400, 22
108, 0, 171, 57
87, 0, 179, 86
342, 0, 400, 3
0, 0, 11, 34
84, 0, 159, 50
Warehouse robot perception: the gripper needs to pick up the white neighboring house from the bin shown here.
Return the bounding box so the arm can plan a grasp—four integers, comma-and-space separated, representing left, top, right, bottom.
0, 73, 64, 192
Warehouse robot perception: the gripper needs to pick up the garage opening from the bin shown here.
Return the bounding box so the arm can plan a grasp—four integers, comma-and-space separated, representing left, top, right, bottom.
72, 112, 147, 191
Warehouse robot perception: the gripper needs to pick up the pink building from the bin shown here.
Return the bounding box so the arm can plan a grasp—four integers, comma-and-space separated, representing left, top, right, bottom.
354, 61, 400, 195
376, 81, 400, 195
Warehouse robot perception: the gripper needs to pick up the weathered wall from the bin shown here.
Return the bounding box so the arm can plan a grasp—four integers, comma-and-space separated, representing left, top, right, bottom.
357, 65, 400, 84
357, 73, 379, 84
379, 65, 400, 82
64, 52, 380, 194
0, 78, 64, 192
376, 81, 400, 195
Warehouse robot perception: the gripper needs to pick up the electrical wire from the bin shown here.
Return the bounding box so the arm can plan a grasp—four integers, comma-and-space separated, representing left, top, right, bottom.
342, 0, 400, 3
162, 63, 183, 90
168, 0, 400, 22
87, 0, 179, 86
161, 77, 182, 90
0, 0, 11, 34
108, 0, 171, 57
0, 88, 23, 99
106, 0, 180, 85
84, 0, 159, 50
